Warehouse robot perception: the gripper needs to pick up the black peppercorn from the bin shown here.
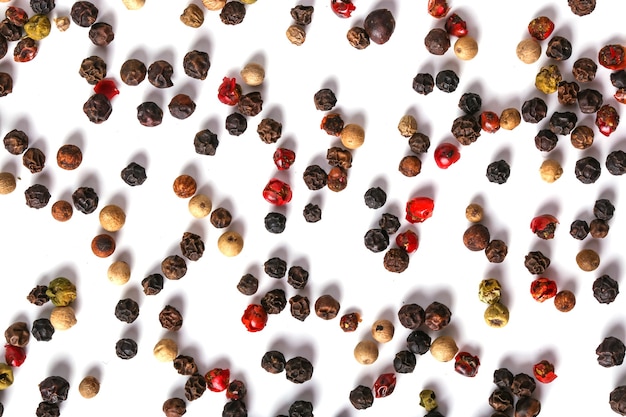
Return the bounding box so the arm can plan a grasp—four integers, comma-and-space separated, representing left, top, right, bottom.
261, 288, 287, 314
161, 255, 187, 280
569, 219, 589, 240
486, 160, 511, 184
589, 218, 609, 238
263, 211, 286, 233
4, 129, 28, 155
458, 92, 482, 114
364, 228, 389, 253
303, 203, 322, 223
393, 350, 417, 373
398, 303, 425, 330
183, 50, 210, 80
72, 186, 98, 214
489, 388, 514, 412
120, 58, 146, 85
577, 89, 603, 113
406, 329, 431, 355
597, 336, 626, 367
549, 111, 577, 135
606, 150, 626, 175
30, 0, 55, 14
545, 35, 572, 60
220, 1, 246, 25
39, 376, 69, 404
115, 338, 138, 360
0, 18, 21, 42
24, 184, 50, 209
451, 114, 481, 145
320, 113, 344, 136
524, 251, 551, 274
70, 1, 97, 26
0, 35, 6, 61
435, 69, 459, 93
264, 257, 287, 279
485, 239, 508, 263
114, 298, 139, 323
148, 60, 173, 88
225, 112, 247, 136
142, 273, 164, 295
289, 295, 310, 321
88, 22, 114, 47
236, 273, 258, 295
594, 198, 615, 221
412, 72, 435, 95
31, 318, 54, 341
574, 156, 601, 184
83, 93, 112, 123
287, 266, 309, 290
257, 118, 282, 144
184, 373, 206, 401
79, 55, 106, 85
303, 165, 327, 190
378, 213, 400, 235
209, 207, 232, 228
222, 399, 247, 417
349, 385, 374, 410
593, 275, 619, 304
572, 57, 597, 82
557, 80, 579, 105
288, 400, 313, 417
291, 5, 314, 25
424, 27, 450, 55
534, 129, 558, 152
180, 232, 204, 261
121, 162, 147, 186
194, 129, 219, 155
511, 373, 536, 397
424, 301, 452, 331
174, 355, 198, 376
159, 305, 183, 331
136, 101, 163, 127
261, 350, 286, 373
493, 367, 514, 389
313, 88, 337, 111
168, 94, 196, 119
238, 92, 263, 117
364, 186, 386, 209
23, 147, 45, 174
521, 97, 548, 123
35, 401, 59, 417
284, 356, 313, 384
568, 0, 596, 16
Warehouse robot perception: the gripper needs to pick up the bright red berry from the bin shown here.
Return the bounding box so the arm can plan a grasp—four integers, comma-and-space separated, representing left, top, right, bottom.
263, 178, 292, 205
94, 79, 119, 100
427, 0, 449, 18
241, 304, 268, 332
4, 344, 26, 367
533, 360, 557, 383
595, 104, 620, 137
530, 278, 558, 302
205, 368, 230, 392
445, 13, 468, 37
528, 16, 555, 41
454, 352, 480, 377
434, 143, 460, 169
530, 214, 559, 239
273, 148, 296, 170
373, 373, 396, 398
396, 229, 419, 253
598, 44, 626, 71
217, 77, 242, 106
405, 197, 434, 223
331, 0, 356, 18
480, 111, 500, 133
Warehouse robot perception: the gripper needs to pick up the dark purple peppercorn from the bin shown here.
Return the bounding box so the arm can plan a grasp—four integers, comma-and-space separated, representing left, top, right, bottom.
220, 1, 246, 25
31, 318, 54, 341
451, 114, 481, 145
435, 69, 459, 93
25, 184, 51, 209
114, 298, 139, 323
72, 186, 98, 214
121, 162, 147, 186
237, 273, 258, 295
511, 373, 536, 397
424, 28, 450, 55
174, 355, 198, 376
289, 295, 310, 321
136, 102, 163, 127
237, 92, 263, 117
162, 398, 186, 417
142, 273, 164, 295
606, 150, 626, 175
458, 92, 482, 114
88, 22, 114, 47
23, 147, 45, 174
521, 97, 548, 123
524, 251, 551, 274
261, 350, 286, 373
486, 160, 511, 184
349, 385, 374, 410
264, 212, 286, 233
261, 289, 287, 314
264, 257, 287, 278
597, 336, 626, 367
593, 275, 619, 304
313, 88, 337, 111
184, 373, 206, 401
572, 57, 597, 82
83, 93, 112, 123
569, 219, 589, 240
534, 129, 558, 152
209, 207, 232, 228
4, 129, 28, 155
148, 60, 173, 88
577, 89, 603, 114
594, 199, 615, 221
38, 376, 69, 404
364, 187, 386, 209
183, 50, 210, 80
549, 111, 577, 135
424, 301, 452, 331
284, 356, 313, 384
79, 55, 107, 85
168, 94, 196, 119
489, 388, 514, 412
557, 80, 579, 106
70, 1, 97, 26
288, 266, 309, 289
398, 303, 425, 330
363, 8, 395, 45
493, 367, 514, 389
35, 401, 59, 417
574, 156, 601, 184
393, 350, 416, 373
412, 73, 434, 95
406, 329, 431, 355
364, 228, 389, 253
30, 0, 55, 15
303, 203, 322, 223
545, 36, 572, 60
222, 399, 247, 417
303, 165, 327, 190
288, 400, 313, 417
194, 129, 219, 155
225, 112, 247, 136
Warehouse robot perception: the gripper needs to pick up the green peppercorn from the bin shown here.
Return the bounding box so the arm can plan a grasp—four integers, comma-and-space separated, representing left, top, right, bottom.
419, 389, 438, 411
0, 363, 14, 390
24, 14, 52, 41
45, 277, 77, 307
484, 302, 509, 328
535, 64, 562, 94
478, 278, 502, 304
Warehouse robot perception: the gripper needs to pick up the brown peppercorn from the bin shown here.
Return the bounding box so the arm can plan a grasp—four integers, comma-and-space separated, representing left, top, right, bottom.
517, 38, 541, 64
554, 290, 576, 312
463, 223, 490, 251
315, 294, 340, 320
424, 301, 452, 331
347, 26, 370, 50
5, 321, 29, 347
173, 174, 197, 198
120, 58, 147, 86
576, 248, 600, 271
88, 22, 114, 47
465, 203, 483, 222
430, 335, 458, 362
327, 166, 348, 192
148, 60, 174, 88
210, 207, 232, 228
485, 239, 508, 263
286, 24, 306, 45
539, 159, 563, 183
163, 398, 187, 417
168, 94, 196, 120
78, 376, 100, 399
383, 247, 409, 273
398, 155, 422, 177
354, 340, 378, 365
51, 200, 73, 222
0, 172, 17, 195
589, 218, 609, 238
56, 144, 82, 170
499, 108, 521, 130
3, 129, 28, 155
202, 0, 226, 10
257, 118, 282, 144
79, 55, 107, 85
570, 125, 594, 150
398, 115, 418, 137
340, 123, 365, 149
23, 147, 45, 173
371, 319, 394, 343
180, 4, 204, 28
424, 28, 450, 55
327, 146, 353, 169
237, 91, 263, 117
454, 36, 478, 60
91, 233, 116, 258
174, 355, 198, 375
159, 305, 183, 331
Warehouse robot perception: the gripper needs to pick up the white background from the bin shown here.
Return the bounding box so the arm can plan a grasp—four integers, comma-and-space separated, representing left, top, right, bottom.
1, 0, 626, 416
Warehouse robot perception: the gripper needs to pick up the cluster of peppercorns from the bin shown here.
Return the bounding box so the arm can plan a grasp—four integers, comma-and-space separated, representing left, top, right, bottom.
285, 4, 313, 46
489, 367, 542, 416
260, 350, 314, 384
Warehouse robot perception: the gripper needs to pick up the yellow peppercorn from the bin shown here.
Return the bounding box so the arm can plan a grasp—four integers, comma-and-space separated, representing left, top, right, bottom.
0, 363, 14, 390
24, 14, 51, 41
0, 172, 16, 195
46, 277, 77, 307
217, 231, 244, 257
484, 302, 510, 328
465, 203, 484, 223
341, 123, 365, 149
535, 65, 562, 94
539, 159, 563, 183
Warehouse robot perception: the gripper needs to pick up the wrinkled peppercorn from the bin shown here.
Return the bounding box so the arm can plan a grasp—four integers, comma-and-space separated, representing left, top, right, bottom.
569, 219, 589, 240
115, 298, 139, 323
141, 273, 163, 295
458, 92, 482, 114
136, 102, 163, 127
237, 273, 258, 295
23, 147, 45, 173
289, 295, 310, 321
406, 329, 431, 355
36, 401, 59, 417
180, 232, 204, 261
557, 80, 579, 106
383, 247, 409, 273
593, 275, 619, 304
261, 350, 286, 373
545, 36, 572, 60
264, 257, 287, 279
424, 28, 450, 55
225, 112, 247, 136
79, 55, 106, 85
485, 239, 508, 263
5, 322, 29, 347
115, 338, 138, 360
72, 186, 98, 214
522, 97, 547, 123
4, 129, 28, 155
257, 118, 282, 144
611, 385, 626, 415
261, 289, 287, 314
70, 1, 97, 26
31, 318, 54, 341
302, 165, 327, 190
606, 150, 626, 175
183, 50, 210, 80
524, 251, 551, 274
0, 18, 22, 42
161, 255, 187, 280
378, 213, 400, 235
486, 160, 511, 184
222, 399, 247, 417
193, 129, 219, 155
436, 69, 459, 93
315, 294, 340, 320
350, 385, 374, 410
148, 60, 173, 88
327, 166, 348, 192
393, 350, 417, 373
313, 88, 337, 111
568, 0, 595, 16
575, 156, 601, 184
83, 93, 112, 123
285, 356, 313, 383
120, 58, 146, 85
162, 398, 186, 417
398, 155, 422, 176
347, 26, 370, 49
320, 113, 344, 136
364, 187, 386, 209
168, 94, 196, 119
511, 373, 536, 397
120, 162, 147, 186
88, 22, 114, 46
577, 89, 603, 114
291, 5, 313, 25
27, 285, 49, 306
597, 336, 626, 367
173, 355, 197, 376
424, 301, 452, 331
572, 57, 597, 82
489, 388, 514, 412
570, 125, 594, 150
264, 211, 286, 233
364, 228, 389, 253
184, 373, 206, 401
594, 199, 615, 221
549, 111, 577, 135
159, 305, 183, 331
303, 203, 321, 223
220, 1, 245, 25
287, 266, 308, 289
494, 367, 514, 389
39, 376, 69, 404
56, 144, 82, 170
238, 91, 263, 116
14, 36, 38, 62
25, 184, 51, 209
533, 129, 558, 152
412, 72, 434, 95
398, 303, 425, 330
463, 223, 490, 251
451, 114, 481, 145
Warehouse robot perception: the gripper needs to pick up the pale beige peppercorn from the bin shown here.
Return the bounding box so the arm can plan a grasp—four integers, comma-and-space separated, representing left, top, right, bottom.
371, 319, 394, 343
99, 204, 126, 232
286, 24, 306, 46
217, 231, 244, 256
188, 194, 212, 218
576, 249, 600, 271
240, 62, 265, 86
340, 123, 365, 149
181, 4, 204, 28
517, 38, 541, 64
454, 36, 478, 60
465, 203, 483, 223
153, 338, 178, 362
354, 340, 379, 365
539, 159, 563, 183
54, 16, 71, 32
202, 0, 226, 10
107, 261, 131, 285
398, 115, 418, 137
122, 0, 146, 10
0, 172, 16, 195
499, 108, 521, 130
50, 306, 77, 330
430, 335, 458, 362
78, 376, 100, 399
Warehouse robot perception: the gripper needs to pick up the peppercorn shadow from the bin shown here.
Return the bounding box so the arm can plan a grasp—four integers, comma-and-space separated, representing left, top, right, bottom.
121, 285, 144, 308
274, 387, 316, 417
48, 359, 73, 383
267, 337, 317, 367
371, 0, 398, 16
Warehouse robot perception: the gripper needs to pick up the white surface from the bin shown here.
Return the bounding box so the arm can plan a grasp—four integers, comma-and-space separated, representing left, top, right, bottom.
1, 0, 626, 416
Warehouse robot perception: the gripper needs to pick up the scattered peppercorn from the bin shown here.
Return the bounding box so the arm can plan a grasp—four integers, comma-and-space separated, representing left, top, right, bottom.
180, 232, 205, 261
142, 273, 164, 295
284, 356, 313, 383
120, 162, 147, 186
407, 330, 431, 355
264, 257, 287, 279
436, 69, 459, 92
78, 376, 100, 399
554, 289, 576, 312
136, 101, 163, 127
303, 203, 322, 223
183, 50, 210, 80
25, 184, 51, 209
354, 340, 379, 364
412, 72, 435, 95
424, 301, 452, 331
180, 4, 204, 28
174, 355, 198, 376
454, 36, 478, 60
430, 335, 458, 362
393, 350, 416, 373
575, 156, 602, 184
451, 114, 481, 145
349, 385, 374, 410
340, 312, 361, 332
557, 80, 579, 105
289, 295, 310, 321
184, 373, 206, 401
261, 350, 286, 374
424, 28, 450, 55
161, 255, 187, 281
597, 336, 626, 367
159, 305, 183, 331
463, 223, 490, 251
38, 375, 69, 404
220, 1, 246, 25
589, 218, 609, 238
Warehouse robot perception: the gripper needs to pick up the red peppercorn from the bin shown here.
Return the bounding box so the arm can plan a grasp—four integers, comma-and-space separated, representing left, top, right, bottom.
273, 148, 296, 171
396, 229, 419, 253
405, 197, 434, 223
533, 360, 557, 383
434, 142, 461, 169
263, 178, 292, 206
530, 214, 559, 239
217, 77, 242, 106
454, 352, 480, 377
480, 111, 500, 133
205, 368, 230, 392
527, 16, 555, 41
595, 104, 620, 137
4, 344, 26, 367
530, 278, 558, 302
427, 0, 449, 18
94, 79, 119, 100
614, 89, 626, 105
598, 44, 626, 71
445, 13, 468, 37
373, 373, 396, 398
331, 0, 356, 18
241, 304, 268, 332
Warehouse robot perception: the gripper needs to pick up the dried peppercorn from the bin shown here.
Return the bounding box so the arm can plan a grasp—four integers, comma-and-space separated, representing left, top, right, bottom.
6, 7, 29, 26
412, 72, 435, 95
136, 101, 163, 127
511, 373, 536, 397
478, 279, 502, 304
79, 55, 106, 85
364, 8, 395, 45
569, 219, 589, 240
257, 118, 282, 144
593, 198, 615, 221
383, 247, 409, 272
25, 184, 51, 209
168, 94, 196, 119
114, 298, 139, 323
27, 285, 49, 306
373, 373, 396, 398
147, 60, 173, 88
419, 389, 438, 412
458, 92, 482, 114
1, 19, 22, 42
535, 64, 562, 94
554, 289, 576, 312
3, 129, 28, 155
528, 16, 554, 40
35, 402, 58, 417
226, 380, 246, 401
463, 223, 490, 251
23, 147, 45, 173
320, 113, 344, 136
596, 104, 620, 136
184, 373, 206, 401
286, 266, 308, 290
446, 12, 467, 36
183, 50, 210, 80
530, 214, 558, 239
434, 142, 460, 169
590, 218, 609, 238
546, 36, 572, 60
539, 160, 562, 182
159, 305, 183, 331
607, 150, 626, 175
430, 335, 458, 362
194, 129, 219, 155
31, 318, 54, 341
489, 388, 514, 412
451, 114, 481, 145
302, 165, 327, 190
263, 178, 292, 205
530, 278, 557, 302
120, 58, 146, 85
88, 22, 114, 46
236, 273, 258, 296
180, 232, 205, 261
0, 364, 13, 390
225, 112, 247, 135
291, 5, 314, 25
570, 125, 594, 150
163, 398, 186, 417
141, 273, 164, 295
181, 4, 204, 27
83, 93, 112, 123
264, 212, 286, 233
577, 89, 603, 114
217, 231, 244, 257
427, 0, 449, 18
398, 155, 422, 176
346, 26, 370, 49
71, 1, 97, 26
486, 160, 511, 184
435, 69, 459, 92
315, 294, 340, 319
174, 355, 198, 376
288, 400, 313, 417
549, 111, 577, 135
56, 144, 82, 170
379, 213, 401, 235
596, 337, 626, 367
238, 91, 263, 116
485, 239, 508, 263
340, 312, 361, 332
572, 57, 597, 82
576, 248, 600, 271
46, 277, 76, 307
39, 376, 69, 404
349, 385, 374, 410
398, 303, 425, 330
424, 301, 452, 331
273, 148, 295, 170
396, 229, 419, 253
424, 28, 450, 55
161, 255, 187, 280
220, 1, 246, 25
332, 0, 355, 18
574, 156, 601, 184
454, 36, 478, 60
121, 162, 147, 186
217, 77, 241, 105
407, 330, 431, 355
264, 257, 287, 279
302, 203, 321, 223
354, 340, 379, 364
285, 356, 313, 383
241, 304, 267, 332
204, 368, 229, 392
521, 97, 548, 123
327, 166, 348, 192
313, 88, 337, 111
557, 80, 579, 106
611, 386, 626, 415
223, 399, 247, 417
454, 352, 480, 377
406, 196, 434, 223
524, 251, 551, 275
393, 350, 416, 373
289, 295, 310, 321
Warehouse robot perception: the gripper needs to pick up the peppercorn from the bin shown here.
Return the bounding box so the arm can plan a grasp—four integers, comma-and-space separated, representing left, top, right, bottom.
454, 351, 480, 377
339, 312, 361, 332
451, 114, 481, 145
549, 111, 577, 135
0, 172, 16, 195
202, 0, 225, 11
88, 21, 114, 46
314, 294, 340, 320
558, 80, 579, 105
261, 350, 286, 374
596, 336, 626, 367
217, 231, 244, 257
412, 72, 435, 95
486, 160, 511, 184
257, 118, 282, 144
115, 338, 138, 360
287, 265, 308, 289
284, 356, 313, 383
180, 4, 204, 28
398, 155, 422, 177
107, 261, 130, 285
114, 298, 139, 323
484, 302, 509, 328
50, 306, 77, 330
568, 0, 595, 16
220, 1, 246, 25
222, 399, 247, 417
377, 213, 399, 235
163, 398, 186, 417
424, 301, 452, 331
489, 388, 514, 412
159, 305, 183, 331
354, 340, 378, 364
535, 64, 562, 94
517, 38, 541, 64
596, 104, 620, 137
27, 285, 49, 306
340, 123, 365, 149
226, 379, 246, 401
38, 375, 69, 404
546, 36, 572, 60
606, 150, 626, 175
383, 247, 410, 272
349, 385, 374, 410
364, 8, 395, 45
78, 376, 100, 399
454, 36, 478, 60
430, 335, 458, 362
511, 373, 536, 397
168, 94, 196, 119
289, 295, 310, 321
142, 273, 164, 295
83, 93, 112, 123
407, 329, 431, 355
594, 199, 615, 221
463, 223, 490, 251
91, 233, 115, 258
575, 156, 601, 184
290, 5, 313, 25
589, 218, 609, 238
393, 350, 416, 373
554, 290, 576, 312
136, 101, 163, 127
522, 97, 548, 123
371, 319, 394, 343
24, 184, 51, 209
154, 338, 178, 362
347, 26, 370, 49
436, 69, 459, 92
120, 58, 146, 86
424, 28, 450, 55
478, 279, 502, 304
71, 1, 97, 26
225, 112, 247, 136
3, 129, 28, 155
174, 355, 198, 375
398, 115, 418, 137
184, 373, 206, 401
327, 166, 348, 192
120, 162, 147, 186
183, 50, 210, 80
